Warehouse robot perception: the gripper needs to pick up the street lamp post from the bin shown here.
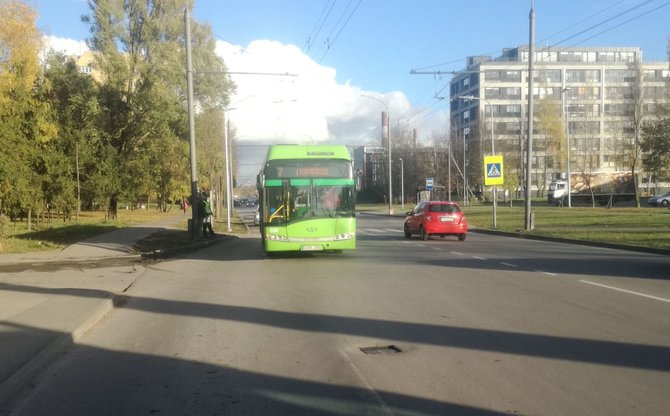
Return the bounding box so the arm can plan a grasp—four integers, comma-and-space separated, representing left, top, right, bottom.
222, 95, 255, 232
448, 137, 452, 202
463, 128, 467, 205
460, 95, 497, 228
561, 87, 572, 208
361, 95, 393, 215
223, 110, 233, 232
399, 158, 404, 211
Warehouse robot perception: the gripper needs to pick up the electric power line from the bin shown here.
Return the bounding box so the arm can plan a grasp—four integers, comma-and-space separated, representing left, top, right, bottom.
306, 0, 337, 53
552, 0, 655, 46
318, 0, 363, 63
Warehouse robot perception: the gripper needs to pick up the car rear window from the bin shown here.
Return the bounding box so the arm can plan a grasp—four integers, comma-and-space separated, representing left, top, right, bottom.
428, 204, 460, 213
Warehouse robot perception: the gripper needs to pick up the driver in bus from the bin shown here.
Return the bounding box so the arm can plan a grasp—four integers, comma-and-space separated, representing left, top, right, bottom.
321, 188, 340, 209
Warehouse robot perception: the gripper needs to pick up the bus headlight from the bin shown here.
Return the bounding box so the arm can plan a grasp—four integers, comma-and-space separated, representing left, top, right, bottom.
334, 232, 355, 240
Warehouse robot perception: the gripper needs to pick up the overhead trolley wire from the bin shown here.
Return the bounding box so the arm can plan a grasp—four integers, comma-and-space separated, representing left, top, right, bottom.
305, 0, 337, 53
551, 0, 655, 46
317, 0, 364, 63
569, 1, 670, 47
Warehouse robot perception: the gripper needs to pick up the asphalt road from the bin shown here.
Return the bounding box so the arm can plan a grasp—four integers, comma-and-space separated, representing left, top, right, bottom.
7, 212, 670, 415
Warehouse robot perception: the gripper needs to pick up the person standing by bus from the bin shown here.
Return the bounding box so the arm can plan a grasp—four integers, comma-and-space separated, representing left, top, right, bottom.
200, 192, 215, 237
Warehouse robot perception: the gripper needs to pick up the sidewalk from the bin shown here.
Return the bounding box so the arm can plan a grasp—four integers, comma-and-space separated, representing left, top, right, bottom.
0, 211, 221, 410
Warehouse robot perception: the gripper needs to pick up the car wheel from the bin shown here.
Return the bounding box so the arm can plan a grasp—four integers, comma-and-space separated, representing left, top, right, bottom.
420, 226, 428, 241
662, 199, 669, 207
404, 224, 411, 239
458, 233, 466, 241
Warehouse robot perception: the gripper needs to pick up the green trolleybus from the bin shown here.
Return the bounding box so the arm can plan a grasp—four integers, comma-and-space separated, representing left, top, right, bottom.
257, 144, 356, 253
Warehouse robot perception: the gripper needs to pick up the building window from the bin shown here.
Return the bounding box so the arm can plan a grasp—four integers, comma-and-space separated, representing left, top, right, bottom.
585, 69, 600, 83
485, 87, 500, 99
485, 70, 500, 81
605, 69, 637, 83
534, 69, 561, 83
503, 71, 521, 82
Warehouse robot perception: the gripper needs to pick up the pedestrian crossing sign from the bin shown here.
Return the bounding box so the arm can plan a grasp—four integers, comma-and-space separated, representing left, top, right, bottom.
484, 155, 504, 186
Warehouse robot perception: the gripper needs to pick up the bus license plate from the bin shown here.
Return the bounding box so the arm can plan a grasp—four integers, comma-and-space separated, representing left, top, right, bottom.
301, 245, 324, 251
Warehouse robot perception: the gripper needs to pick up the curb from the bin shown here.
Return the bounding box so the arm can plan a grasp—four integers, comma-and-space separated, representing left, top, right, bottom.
469, 227, 670, 256
0, 295, 117, 413
139, 234, 235, 259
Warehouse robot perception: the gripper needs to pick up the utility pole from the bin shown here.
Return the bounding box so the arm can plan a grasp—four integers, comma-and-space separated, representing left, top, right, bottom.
525, 0, 535, 231
185, 6, 200, 239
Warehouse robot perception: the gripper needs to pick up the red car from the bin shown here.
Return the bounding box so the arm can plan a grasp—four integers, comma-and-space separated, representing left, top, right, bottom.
403, 201, 467, 241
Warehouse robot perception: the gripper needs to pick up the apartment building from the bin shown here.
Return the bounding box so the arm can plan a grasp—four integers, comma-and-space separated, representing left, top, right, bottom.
450, 46, 669, 193
73, 50, 103, 83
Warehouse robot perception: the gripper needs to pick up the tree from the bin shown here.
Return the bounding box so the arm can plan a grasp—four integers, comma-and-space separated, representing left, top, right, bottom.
82, 0, 234, 208
534, 97, 567, 197
627, 60, 645, 207
641, 108, 670, 187
43, 52, 103, 218
0, 0, 58, 227
641, 38, 670, 191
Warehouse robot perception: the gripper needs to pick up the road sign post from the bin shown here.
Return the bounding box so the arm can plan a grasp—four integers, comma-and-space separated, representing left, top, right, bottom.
484, 156, 504, 229
426, 177, 434, 199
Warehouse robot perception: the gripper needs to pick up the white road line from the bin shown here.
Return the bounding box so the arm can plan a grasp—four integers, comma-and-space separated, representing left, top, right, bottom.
385, 228, 403, 233
537, 270, 558, 276
472, 256, 487, 260
451, 251, 464, 256
579, 280, 670, 304
500, 262, 518, 268
431, 247, 442, 251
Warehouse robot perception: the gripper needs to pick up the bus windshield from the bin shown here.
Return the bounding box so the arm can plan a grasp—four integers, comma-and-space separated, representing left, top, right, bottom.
265, 181, 355, 224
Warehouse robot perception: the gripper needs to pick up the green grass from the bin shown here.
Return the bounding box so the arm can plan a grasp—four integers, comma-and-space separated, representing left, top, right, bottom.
0, 206, 253, 254
3, 202, 668, 254
0, 210, 167, 253
357, 202, 670, 251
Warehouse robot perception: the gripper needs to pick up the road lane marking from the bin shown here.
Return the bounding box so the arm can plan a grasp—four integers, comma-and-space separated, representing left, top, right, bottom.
500, 262, 518, 268
537, 270, 558, 276
451, 251, 464, 256
472, 256, 487, 260
431, 247, 442, 251
579, 280, 670, 304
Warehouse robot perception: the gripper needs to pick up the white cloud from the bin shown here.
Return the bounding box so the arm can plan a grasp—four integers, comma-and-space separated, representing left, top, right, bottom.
216, 39, 414, 147
42, 35, 89, 56
216, 39, 450, 184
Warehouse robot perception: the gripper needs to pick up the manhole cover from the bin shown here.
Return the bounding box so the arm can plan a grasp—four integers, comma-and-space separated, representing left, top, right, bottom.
359, 345, 402, 355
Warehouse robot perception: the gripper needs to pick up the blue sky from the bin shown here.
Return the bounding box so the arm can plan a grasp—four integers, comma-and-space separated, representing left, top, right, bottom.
37, 0, 670, 102
36, 0, 669, 184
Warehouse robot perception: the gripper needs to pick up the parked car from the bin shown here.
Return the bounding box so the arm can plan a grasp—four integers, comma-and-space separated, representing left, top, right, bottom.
648, 191, 670, 207
404, 201, 467, 241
